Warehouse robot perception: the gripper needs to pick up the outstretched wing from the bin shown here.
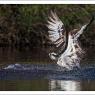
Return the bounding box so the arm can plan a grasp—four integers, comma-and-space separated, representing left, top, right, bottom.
73, 16, 94, 40
47, 11, 66, 48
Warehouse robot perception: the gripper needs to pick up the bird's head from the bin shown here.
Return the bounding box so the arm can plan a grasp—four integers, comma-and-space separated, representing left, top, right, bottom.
49, 52, 57, 60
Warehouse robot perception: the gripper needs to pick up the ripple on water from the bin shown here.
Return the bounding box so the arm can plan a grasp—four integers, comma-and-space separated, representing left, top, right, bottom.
0, 63, 95, 80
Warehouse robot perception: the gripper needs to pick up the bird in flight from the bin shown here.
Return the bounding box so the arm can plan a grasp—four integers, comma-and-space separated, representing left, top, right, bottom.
47, 11, 94, 70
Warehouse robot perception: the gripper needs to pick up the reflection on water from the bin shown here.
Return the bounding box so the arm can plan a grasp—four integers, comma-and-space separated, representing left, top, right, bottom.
0, 47, 95, 91
49, 80, 81, 91
0, 80, 95, 91
0, 47, 51, 68
0, 80, 49, 91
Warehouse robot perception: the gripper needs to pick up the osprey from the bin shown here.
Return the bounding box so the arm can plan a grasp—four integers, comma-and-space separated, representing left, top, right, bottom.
47, 11, 94, 70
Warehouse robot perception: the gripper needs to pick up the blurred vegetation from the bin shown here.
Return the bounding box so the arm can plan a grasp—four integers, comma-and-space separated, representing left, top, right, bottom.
0, 4, 95, 49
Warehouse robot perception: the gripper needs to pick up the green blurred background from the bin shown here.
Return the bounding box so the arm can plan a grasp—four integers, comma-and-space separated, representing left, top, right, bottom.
0, 4, 95, 49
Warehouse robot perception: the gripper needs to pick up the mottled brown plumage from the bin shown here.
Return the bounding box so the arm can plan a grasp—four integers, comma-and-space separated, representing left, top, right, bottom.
47, 11, 94, 70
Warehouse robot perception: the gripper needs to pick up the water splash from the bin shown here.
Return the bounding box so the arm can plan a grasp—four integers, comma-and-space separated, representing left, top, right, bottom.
0, 63, 95, 80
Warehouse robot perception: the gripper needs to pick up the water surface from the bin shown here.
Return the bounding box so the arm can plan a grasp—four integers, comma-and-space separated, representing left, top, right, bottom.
0, 47, 95, 91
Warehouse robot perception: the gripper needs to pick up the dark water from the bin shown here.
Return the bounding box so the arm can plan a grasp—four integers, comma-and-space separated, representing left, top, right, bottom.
0, 47, 95, 91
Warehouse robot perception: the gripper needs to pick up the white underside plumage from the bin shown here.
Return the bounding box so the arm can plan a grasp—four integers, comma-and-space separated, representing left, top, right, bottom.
57, 34, 82, 69
47, 11, 92, 70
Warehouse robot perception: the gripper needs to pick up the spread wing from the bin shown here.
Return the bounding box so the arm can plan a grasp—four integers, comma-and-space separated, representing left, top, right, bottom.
73, 16, 94, 40
47, 11, 66, 48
